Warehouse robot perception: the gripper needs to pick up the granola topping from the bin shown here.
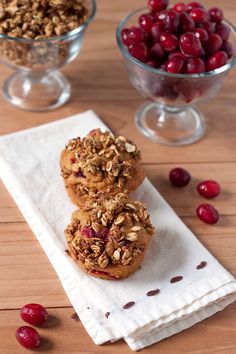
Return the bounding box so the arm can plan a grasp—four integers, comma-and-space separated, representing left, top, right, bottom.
65, 193, 155, 270
62, 130, 142, 195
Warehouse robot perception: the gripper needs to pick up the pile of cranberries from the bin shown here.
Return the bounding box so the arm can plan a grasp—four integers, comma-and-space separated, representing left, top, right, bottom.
122, 0, 233, 74
169, 167, 221, 224
15, 303, 48, 349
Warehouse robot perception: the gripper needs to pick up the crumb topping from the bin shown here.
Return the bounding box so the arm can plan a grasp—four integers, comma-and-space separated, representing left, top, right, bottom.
65, 193, 155, 269
63, 129, 141, 189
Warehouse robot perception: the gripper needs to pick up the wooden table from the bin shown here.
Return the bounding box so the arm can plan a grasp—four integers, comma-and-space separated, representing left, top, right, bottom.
0, 1, 236, 353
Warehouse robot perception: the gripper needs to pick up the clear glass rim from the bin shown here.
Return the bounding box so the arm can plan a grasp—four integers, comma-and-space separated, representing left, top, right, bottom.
116, 7, 236, 79
0, 0, 96, 43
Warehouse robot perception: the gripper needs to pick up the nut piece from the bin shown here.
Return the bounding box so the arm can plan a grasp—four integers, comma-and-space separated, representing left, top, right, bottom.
125, 143, 136, 153
113, 250, 120, 261
126, 232, 138, 241
130, 226, 141, 231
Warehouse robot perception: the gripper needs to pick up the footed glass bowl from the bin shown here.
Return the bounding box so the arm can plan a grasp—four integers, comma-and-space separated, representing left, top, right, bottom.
0, 0, 96, 112
116, 8, 236, 146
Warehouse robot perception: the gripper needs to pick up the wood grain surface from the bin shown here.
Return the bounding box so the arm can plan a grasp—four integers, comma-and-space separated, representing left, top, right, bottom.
0, 0, 236, 353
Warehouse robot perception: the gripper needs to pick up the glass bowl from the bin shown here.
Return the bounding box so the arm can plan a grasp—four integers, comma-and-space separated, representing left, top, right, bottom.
116, 8, 236, 146
0, 0, 96, 112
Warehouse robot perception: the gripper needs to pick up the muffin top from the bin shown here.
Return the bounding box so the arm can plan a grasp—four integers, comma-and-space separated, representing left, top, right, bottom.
61, 129, 142, 192
65, 193, 154, 270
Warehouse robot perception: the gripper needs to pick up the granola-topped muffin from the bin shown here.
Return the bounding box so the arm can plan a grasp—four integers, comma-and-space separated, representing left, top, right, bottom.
65, 193, 155, 280
60, 129, 145, 207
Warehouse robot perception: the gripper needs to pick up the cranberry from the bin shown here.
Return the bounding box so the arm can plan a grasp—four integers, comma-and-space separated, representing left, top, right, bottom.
190, 8, 209, 23
151, 22, 162, 42
160, 33, 178, 52
206, 51, 228, 71
70, 156, 76, 163
158, 63, 167, 71
186, 2, 204, 12
179, 12, 195, 33
20, 303, 48, 326
206, 34, 223, 54
198, 21, 215, 35
15, 326, 40, 349
169, 51, 187, 60
166, 56, 185, 73
221, 41, 234, 58
172, 2, 187, 13
197, 180, 221, 199
169, 167, 191, 187
139, 13, 154, 34
145, 59, 158, 68
121, 28, 130, 46
196, 204, 219, 224
209, 7, 223, 24
127, 27, 146, 45
186, 57, 205, 73
148, 0, 169, 14
156, 10, 180, 33
194, 28, 209, 44
216, 23, 230, 41
97, 227, 110, 242
128, 43, 149, 62
74, 168, 86, 178
81, 227, 96, 238
151, 42, 166, 60
180, 32, 202, 57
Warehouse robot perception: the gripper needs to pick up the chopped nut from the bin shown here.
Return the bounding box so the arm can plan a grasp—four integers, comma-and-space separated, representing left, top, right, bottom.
113, 250, 120, 261
130, 226, 141, 231
126, 232, 138, 241
98, 252, 109, 268
125, 143, 136, 153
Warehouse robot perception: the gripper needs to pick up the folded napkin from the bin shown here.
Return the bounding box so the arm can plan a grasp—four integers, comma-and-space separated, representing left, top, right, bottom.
0, 110, 235, 351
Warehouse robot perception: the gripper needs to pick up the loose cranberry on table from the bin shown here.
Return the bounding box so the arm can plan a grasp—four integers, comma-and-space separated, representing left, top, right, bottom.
15, 326, 41, 349
169, 167, 191, 187
196, 204, 219, 224
197, 180, 221, 199
20, 303, 48, 326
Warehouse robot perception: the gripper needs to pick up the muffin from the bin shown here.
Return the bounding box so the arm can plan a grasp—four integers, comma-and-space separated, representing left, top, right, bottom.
65, 193, 155, 280
60, 129, 145, 207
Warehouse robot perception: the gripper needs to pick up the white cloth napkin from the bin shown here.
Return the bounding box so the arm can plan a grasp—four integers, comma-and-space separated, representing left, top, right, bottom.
0, 110, 235, 351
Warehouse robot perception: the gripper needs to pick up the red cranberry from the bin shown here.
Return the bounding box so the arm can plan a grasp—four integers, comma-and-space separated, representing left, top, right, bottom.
221, 41, 234, 58
127, 27, 146, 45
186, 2, 204, 12
179, 12, 195, 33
216, 23, 230, 41
20, 303, 48, 326
198, 21, 215, 35
121, 28, 130, 46
81, 227, 96, 238
169, 167, 191, 187
186, 57, 205, 73
156, 10, 180, 33
166, 56, 185, 73
197, 180, 221, 199
206, 34, 223, 54
160, 33, 178, 52
180, 32, 202, 57
172, 2, 187, 13
196, 204, 219, 224
15, 326, 40, 349
145, 59, 158, 68
70, 156, 76, 163
74, 168, 86, 178
151, 22, 162, 42
209, 7, 223, 24
206, 51, 228, 71
190, 8, 209, 23
169, 51, 187, 60
151, 42, 166, 60
148, 0, 169, 14
194, 28, 209, 44
139, 14, 154, 34
128, 43, 149, 62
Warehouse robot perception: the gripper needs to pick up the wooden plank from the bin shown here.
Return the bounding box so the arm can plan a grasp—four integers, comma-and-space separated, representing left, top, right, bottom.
0, 304, 236, 354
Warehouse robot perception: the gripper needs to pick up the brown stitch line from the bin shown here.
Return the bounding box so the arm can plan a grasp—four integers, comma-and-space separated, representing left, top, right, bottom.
196, 261, 207, 270
146, 289, 160, 297
105, 312, 110, 318
123, 301, 135, 309
170, 276, 183, 284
